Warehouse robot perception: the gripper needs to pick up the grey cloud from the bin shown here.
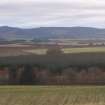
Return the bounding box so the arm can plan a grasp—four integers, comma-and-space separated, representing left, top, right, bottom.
0, 1, 105, 27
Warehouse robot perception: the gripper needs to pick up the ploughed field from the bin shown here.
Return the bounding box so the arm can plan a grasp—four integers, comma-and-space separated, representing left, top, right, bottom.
0, 86, 105, 105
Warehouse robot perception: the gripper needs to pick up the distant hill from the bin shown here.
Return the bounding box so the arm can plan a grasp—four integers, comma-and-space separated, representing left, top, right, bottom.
0, 26, 105, 40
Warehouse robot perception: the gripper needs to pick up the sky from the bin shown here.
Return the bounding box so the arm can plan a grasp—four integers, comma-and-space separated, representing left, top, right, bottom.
0, 0, 105, 28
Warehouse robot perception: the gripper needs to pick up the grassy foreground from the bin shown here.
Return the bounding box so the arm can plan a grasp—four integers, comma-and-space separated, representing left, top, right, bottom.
0, 86, 105, 105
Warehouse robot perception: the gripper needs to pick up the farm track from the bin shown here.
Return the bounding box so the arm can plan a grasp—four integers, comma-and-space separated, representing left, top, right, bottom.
0, 86, 105, 105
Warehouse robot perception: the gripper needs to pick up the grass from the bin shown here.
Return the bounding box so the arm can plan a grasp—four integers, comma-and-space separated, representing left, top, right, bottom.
23, 49, 47, 55
62, 47, 105, 54
0, 86, 105, 105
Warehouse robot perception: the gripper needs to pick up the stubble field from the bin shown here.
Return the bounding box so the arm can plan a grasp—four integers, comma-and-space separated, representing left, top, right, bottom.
0, 86, 105, 105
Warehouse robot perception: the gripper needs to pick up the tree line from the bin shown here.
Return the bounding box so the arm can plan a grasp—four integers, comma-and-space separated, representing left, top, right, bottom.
1, 64, 105, 85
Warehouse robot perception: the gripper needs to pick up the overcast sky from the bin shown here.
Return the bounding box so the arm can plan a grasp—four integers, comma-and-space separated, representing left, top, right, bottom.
0, 0, 105, 28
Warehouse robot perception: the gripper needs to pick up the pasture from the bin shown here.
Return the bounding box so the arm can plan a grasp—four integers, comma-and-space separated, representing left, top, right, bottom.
0, 86, 105, 105
62, 47, 105, 54
23, 49, 47, 55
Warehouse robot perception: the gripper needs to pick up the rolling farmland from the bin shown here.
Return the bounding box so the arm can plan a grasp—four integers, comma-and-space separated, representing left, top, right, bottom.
1, 46, 105, 66
23, 47, 105, 55
0, 86, 105, 105
1, 44, 105, 57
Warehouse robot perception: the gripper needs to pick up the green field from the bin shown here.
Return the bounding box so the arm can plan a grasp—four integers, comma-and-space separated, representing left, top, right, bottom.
62, 47, 105, 54
0, 86, 105, 105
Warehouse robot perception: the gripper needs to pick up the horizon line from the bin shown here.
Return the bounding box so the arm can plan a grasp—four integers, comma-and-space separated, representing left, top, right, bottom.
0, 25, 105, 29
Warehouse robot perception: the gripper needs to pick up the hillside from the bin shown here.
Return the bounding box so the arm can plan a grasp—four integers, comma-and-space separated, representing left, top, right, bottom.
0, 26, 105, 40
